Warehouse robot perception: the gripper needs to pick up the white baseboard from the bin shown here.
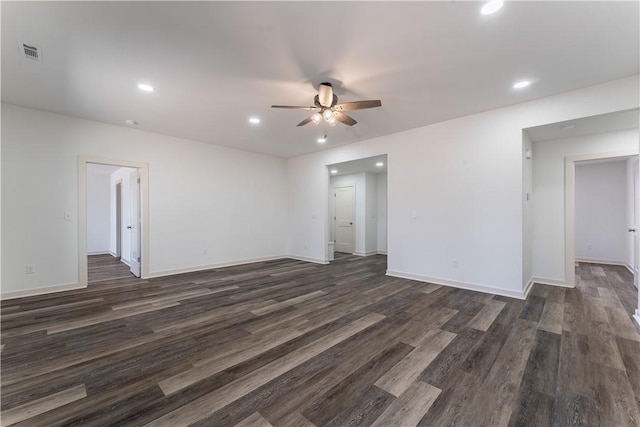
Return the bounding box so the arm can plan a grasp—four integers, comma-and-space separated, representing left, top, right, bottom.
1, 282, 86, 300
377, 251, 387, 255
523, 276, 535, 299
530, 276, 573, 288
352, 251, 379, 257
286, 255, 329, 265
146, 255, 288, 278
624, 263, 634, 274
87, 251, 112, 256
575, 258, 629, 267
634, 309, 640, 330
121, 258, 131, 267
385, 270, 526, 300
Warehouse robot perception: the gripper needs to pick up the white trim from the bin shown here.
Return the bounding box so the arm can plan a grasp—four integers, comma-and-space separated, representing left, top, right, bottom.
109, 251, 118, 258
353, 251, 379, 257
1, 283, 84, 300
565, 150, 639, 289
145, 255, 288, 278
523, 276, 535, 298
575, 258, 629, 266
286, 255, 330, 265
87, 251, 112, 256
78, 157, 150, 287
634, 309, 640, 329
530, 276, 574, 288
386, 270, 526, 300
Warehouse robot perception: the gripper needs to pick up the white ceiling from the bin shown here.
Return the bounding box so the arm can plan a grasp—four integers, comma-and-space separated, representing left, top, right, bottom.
525, 108, 639, 142
2, 1, 638, 158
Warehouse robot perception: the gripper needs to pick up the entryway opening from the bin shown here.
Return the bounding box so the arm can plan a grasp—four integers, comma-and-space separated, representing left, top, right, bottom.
326, 155, 388, 267
86, 163, 140, 283
79, 157, 149, 287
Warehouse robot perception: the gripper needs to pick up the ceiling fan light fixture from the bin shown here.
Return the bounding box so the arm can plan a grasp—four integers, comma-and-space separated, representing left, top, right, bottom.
312, 113, 322, 124
323, 109, 334, 122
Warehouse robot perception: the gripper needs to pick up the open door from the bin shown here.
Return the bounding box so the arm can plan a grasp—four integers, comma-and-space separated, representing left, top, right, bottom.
129, 169, 141, 277
634, 162, 639, 289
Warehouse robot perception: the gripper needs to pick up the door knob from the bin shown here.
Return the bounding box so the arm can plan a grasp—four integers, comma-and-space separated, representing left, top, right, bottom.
628, 228, 636, 232
127, 225, 133, 229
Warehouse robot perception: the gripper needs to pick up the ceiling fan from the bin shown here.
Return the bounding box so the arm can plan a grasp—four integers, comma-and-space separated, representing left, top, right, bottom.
272, 82, 382, 127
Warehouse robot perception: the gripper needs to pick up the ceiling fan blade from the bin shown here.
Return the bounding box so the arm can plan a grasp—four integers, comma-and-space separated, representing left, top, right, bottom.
271, 105, 318, 110
333, 100, 382, 111
334, 112, 357, 126
297, 115, 314, 126
318, 82, 334, 107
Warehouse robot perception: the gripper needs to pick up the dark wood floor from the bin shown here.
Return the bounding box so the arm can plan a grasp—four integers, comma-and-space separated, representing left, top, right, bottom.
1, 255, 639, 426
88, 254, 135, 284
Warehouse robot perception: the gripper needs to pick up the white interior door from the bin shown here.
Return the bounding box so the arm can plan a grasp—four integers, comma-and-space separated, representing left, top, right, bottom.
634, 162, 639, 289
129, 169, 141, 277
335, 186, 355, 254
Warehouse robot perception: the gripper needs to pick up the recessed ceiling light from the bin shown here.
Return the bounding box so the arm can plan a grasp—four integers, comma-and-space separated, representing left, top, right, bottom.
376, 162, 384, 167
317, 137, 327, 144
481, 0, 504, 15
561, 124, 575, 130
137, 83, 154, 92
125, 119, 138, 126
249, 117, 260, 124
513, 80, 531, 89
330, 169, 338, 174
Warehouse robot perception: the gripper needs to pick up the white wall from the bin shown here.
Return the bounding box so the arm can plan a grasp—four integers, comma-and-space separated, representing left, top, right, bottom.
575, 160, 628, 264
522, 132, 534, 288
532, 129, 639, 283
364, 173, 379, 254
286, 76, 639, 298
377, 173, 388, 254
1, 104, 287, 295
86, 170, 111, 254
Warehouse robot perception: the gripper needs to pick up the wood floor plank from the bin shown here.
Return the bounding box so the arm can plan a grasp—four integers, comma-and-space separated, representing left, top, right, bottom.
144, 313, 385, 426
370, 380, 440, 427
234, 412, 274, 427
0, 384, 86, 427
375, 329, 456, 397
468, 299, 506, 331
159, 327, 303, 395
591, 363, 640, 426
538, 301, 564, 335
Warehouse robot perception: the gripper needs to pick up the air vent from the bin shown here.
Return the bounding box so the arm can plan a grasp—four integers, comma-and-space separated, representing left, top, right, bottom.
20, 43, 40, 61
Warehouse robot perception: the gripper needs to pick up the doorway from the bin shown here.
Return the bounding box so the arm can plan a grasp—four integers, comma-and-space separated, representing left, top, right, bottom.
79, 157, 149, 287
565, 151, 638, 287
327, 155, 388, 261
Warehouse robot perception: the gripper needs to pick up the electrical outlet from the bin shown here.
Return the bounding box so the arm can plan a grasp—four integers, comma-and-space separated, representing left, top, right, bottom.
452, 259, 458, 268
26, 264, 35, 274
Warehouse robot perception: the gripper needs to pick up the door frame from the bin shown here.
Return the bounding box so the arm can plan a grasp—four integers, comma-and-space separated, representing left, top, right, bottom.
78, 156, 150, 287
564, 149, 638, 287
333, 184, 356, 254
